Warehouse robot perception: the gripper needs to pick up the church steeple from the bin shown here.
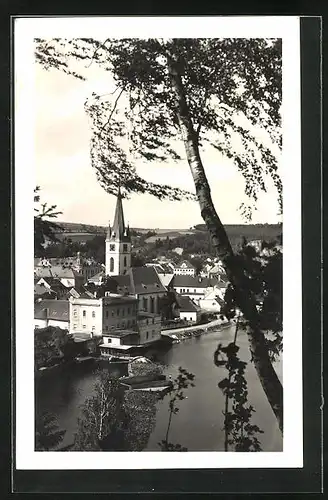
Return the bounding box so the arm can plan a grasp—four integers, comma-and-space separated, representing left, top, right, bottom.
105, 186, 131, 276
112, 185, 125, 238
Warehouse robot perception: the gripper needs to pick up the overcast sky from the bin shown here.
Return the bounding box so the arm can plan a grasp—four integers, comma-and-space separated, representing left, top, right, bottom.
35, 59, 281, 229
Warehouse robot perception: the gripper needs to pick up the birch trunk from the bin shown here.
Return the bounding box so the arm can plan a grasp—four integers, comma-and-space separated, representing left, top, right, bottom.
166, 49, 283, 433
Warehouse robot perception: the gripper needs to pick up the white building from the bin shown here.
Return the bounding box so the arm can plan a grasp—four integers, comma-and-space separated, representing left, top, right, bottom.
69, 293, 138, 337
172, 275, 219, 302
176, 295, 201, 323
173, 260, 196, 277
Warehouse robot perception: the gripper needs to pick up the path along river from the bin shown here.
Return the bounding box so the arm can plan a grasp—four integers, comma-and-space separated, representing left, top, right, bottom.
36, 324, 282, 451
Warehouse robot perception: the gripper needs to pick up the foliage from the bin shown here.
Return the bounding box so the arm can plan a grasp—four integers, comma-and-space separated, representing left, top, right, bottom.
73, 369, 157, 451
34, 326, 73, 370
35, 411, 66, 451
34, 186, 63, 257
158, 366, 195, 451
214, 328, 264, 452
222, 238, 283, 361
35, 38, 281, 215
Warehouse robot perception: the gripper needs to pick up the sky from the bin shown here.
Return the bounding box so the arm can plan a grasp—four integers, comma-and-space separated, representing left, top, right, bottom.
35, 56, 281, 230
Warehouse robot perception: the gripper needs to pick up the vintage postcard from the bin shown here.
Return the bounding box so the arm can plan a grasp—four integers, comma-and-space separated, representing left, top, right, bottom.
14, 16, 302, 470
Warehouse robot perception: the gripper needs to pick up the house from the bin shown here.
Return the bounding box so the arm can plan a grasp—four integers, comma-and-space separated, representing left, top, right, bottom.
34, 265, 85, 289
34, 282, 57, 301
34, 300, 69, 330
172, 275, 219, 302
34, 254, 104, 282
69, 293, 138, 338
176, 295, 201, 323
199, 294, 225, 314
35, 277, 73, 299
172, 260, 196, 277
208, 261, 226, 280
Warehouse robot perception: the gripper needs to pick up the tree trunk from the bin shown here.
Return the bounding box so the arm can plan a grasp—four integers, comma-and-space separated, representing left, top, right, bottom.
166, 47, 283, 433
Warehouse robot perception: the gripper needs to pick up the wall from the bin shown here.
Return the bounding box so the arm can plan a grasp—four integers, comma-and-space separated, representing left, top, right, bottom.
173, 286, 206, 300
69, 298, 103, 336
34, 318, 48, 329
174, 268, 195, 277
102, 336, 121, 346
138, 292, 165, 315
179, 311, 199, 323
102, 298, 137, 333
198, 298, 221, 313
138, 315, 161, 344
48, 319, 69, 330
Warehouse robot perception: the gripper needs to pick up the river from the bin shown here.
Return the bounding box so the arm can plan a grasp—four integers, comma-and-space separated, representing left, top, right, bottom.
35, 325, 282, 451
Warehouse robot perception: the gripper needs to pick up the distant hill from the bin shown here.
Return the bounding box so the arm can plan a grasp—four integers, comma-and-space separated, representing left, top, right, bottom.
55, 221, 107, 234
194, 223, 282, 241
53, 221, 282, 247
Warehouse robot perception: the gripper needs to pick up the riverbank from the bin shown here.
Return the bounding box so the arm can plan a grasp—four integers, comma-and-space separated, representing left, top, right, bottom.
161, 317, 231, 342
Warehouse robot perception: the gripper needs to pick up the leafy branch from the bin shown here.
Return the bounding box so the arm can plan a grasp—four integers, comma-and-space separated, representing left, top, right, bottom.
214, 318, 264, 452
158, 366, 195, 451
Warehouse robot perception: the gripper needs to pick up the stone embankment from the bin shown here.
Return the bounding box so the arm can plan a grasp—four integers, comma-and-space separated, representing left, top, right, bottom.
161, 318, 230, 341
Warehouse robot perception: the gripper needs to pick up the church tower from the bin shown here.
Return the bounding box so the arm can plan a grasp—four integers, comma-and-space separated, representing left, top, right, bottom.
105, 187, 131, 276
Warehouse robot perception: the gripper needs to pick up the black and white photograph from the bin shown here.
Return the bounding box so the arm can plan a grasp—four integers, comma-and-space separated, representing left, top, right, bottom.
14, 16, 303, 470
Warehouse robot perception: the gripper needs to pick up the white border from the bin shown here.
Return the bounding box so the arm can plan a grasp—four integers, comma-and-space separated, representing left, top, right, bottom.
15, 16, 302, 470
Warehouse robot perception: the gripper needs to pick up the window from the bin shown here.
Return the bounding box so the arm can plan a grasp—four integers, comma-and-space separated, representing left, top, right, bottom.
92, 311, 95, 318
128, 308, 130, 314
73, 324, 77, 330
146, 332, 149, 339
107, 338, 112, 343
127, 320, 130, 327
146, 319, 149, 325
110, 257, 114, 272
152, 330, 155, 337
105, 325, 108, 331
123, 256, 127, 267
111, 310, 114, 316
82, 310, 86, 317
117, 309, 120, 316
110, 244, 115, 251
122, 322, 125, 328
122, 308, 125, 316
83, 324, 86, 329
150, 297, 154, 313
194, 289, 196, 293
190, 317, 193, 321
123, 244, 128, 252
143, 297, 147, 311
186, 288, 189, 293
105, 310, 109, 318
152, 318, 155, 324
92, 326, 95, 331
73, 309, 77, 318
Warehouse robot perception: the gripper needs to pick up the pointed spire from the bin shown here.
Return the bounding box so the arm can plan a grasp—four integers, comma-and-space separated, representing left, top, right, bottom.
112, 184, 125, 239
106, 220, 111, 240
